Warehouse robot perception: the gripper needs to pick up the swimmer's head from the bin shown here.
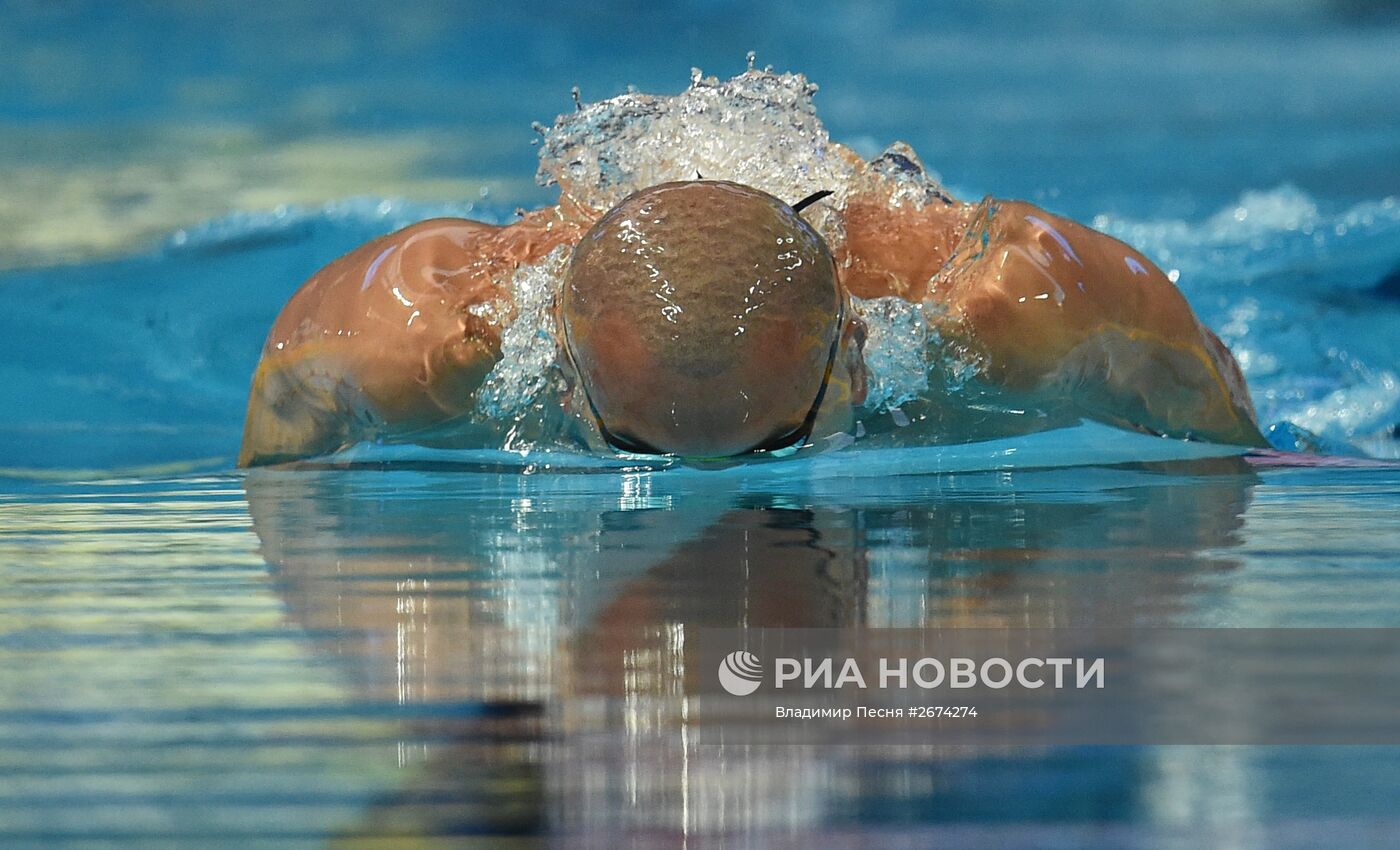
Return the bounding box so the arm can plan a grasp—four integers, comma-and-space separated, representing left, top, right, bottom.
562, 180, 844, 457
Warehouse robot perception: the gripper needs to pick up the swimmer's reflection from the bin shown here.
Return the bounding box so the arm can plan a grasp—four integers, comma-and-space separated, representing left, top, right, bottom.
244, 460, 1256, 844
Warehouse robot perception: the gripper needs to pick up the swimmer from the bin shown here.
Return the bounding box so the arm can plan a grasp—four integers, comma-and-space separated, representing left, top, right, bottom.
238, 158, 1265, 467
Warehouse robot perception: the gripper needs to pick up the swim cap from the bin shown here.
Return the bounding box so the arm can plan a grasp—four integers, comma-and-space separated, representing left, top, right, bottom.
562, 181, 843, 457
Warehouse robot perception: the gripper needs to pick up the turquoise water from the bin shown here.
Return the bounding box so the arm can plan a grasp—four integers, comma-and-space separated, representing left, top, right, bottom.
3, 1, 1400, 846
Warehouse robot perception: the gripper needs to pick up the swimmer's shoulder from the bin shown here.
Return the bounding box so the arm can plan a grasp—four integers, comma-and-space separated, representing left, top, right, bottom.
240, 210, 593, 467
932, 198, 1265, 445
260, 217, 516, 356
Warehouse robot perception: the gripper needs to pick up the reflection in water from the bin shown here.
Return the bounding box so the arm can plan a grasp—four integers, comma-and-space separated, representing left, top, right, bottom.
237, 458, 1397, 847
4, 464, 1399, 847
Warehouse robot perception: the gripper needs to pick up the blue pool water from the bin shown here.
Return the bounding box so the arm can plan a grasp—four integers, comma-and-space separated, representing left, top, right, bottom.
3, 1, 1400, 846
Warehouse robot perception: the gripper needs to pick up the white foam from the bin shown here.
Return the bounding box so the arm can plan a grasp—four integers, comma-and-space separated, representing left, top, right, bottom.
851, 296, 930, 410
475, 245, 571, 419
536, 68, 863, 248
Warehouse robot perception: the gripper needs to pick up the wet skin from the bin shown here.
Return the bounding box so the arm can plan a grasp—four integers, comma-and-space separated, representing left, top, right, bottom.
238, 178, 1266, 466
238, 199, 593, 466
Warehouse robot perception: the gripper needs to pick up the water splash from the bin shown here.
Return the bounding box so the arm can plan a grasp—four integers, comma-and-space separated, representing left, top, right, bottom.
476, 246, 571, 419
851, 296, 929, 411
537, 68, 862, 247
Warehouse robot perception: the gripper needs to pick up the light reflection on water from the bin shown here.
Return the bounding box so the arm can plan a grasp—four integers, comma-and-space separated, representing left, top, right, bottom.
3, 461, 1400, 847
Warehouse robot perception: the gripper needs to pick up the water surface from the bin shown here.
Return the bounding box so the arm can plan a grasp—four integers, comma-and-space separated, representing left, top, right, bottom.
4, 460, 1400, 846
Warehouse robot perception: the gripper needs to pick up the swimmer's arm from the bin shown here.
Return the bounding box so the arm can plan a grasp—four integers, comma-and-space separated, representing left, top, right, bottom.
237, 220, 506, 467
926, 199, 1266, 446
237, 336, 497, 467
238, 350, 360, 467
